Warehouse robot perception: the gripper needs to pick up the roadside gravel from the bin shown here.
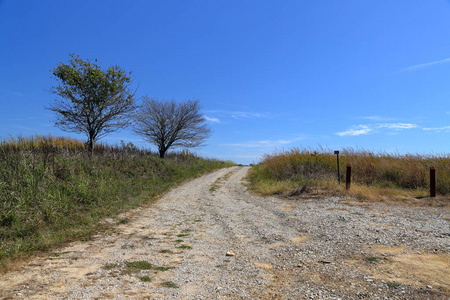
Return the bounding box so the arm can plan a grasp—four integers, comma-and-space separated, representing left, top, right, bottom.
0, 166, 448, 299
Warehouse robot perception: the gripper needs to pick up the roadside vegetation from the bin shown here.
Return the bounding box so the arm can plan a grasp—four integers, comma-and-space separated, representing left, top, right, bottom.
248, 147, 450, 201
0, 135, 234, 264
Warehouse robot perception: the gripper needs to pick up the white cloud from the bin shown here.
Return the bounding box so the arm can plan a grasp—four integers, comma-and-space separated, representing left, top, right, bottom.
204, 116, 220, 123
215, 154, 261, 159
423, 126, 450, 132
11, 125, 37, 131
359, 116, 394, 122
230, 112, 266, 119
378, 123, 418, 130
337, 123, 418, 137
105, 137, 145, 142
226, 136, 305, 148
336, 125, 372, 137
205, 110, 269, 120
400, 58, 450, 72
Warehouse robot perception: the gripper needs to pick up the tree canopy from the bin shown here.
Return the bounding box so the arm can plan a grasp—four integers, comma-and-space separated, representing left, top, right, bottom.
47, 54, 137, 152
133, 97, 211, 158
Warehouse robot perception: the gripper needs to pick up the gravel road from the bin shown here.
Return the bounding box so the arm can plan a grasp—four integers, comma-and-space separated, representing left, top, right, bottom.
0, 166, 449, 299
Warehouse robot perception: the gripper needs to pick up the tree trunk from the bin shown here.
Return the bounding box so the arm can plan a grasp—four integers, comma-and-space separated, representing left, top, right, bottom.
87, 135, 94, 154
159, 149, 166, 158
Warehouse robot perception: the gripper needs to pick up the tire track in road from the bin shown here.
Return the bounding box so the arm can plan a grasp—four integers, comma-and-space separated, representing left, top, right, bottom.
1, 166, 448, 299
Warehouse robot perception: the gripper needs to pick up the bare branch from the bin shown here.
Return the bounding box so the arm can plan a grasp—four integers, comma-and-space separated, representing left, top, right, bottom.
133, 97, 211, 158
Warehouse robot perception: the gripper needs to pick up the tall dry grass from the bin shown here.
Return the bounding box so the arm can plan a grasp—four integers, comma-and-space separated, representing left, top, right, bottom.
250, 147, 450, 196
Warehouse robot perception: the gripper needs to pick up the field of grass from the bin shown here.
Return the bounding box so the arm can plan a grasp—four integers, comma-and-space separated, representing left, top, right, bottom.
249, 147, 450, 200
0, 135, 234, 263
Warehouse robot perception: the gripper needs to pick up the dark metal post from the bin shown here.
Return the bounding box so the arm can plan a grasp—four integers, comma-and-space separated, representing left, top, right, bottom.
334, 151, 340, 184
430, 167, 436, 197
346, 163, 351, 190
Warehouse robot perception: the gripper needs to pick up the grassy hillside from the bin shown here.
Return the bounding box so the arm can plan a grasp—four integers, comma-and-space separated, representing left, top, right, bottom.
0, 135, 234, 263
249, 147, 450, 200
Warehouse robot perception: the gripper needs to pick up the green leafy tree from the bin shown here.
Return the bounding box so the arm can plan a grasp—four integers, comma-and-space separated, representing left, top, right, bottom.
47, 54, 137, 152
133, 97, 211, 158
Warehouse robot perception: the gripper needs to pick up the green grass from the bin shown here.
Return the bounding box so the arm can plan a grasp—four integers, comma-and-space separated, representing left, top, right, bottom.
177, 244, 192, 249
387, 281, 400, 288
161, 281, 179, 288
154, 266, 171, 271
117, 219, 129, 225
0, 135, 234, 265
103, 263, 119, 270
125, 260, 153, 270
121, 261, 171, 280
248, 147, 450, 198
365, 256, 380, 262
139, 275, 152, 282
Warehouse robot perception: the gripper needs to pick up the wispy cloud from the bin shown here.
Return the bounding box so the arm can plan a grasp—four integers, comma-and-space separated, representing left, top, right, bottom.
337, 123, 418, 137
204, 116, 220, 123
400, 58, 450, 72
228, 140, 290, 148
11, 125, 38, 131
105, 137, 145, 142
336, 125, 372, 137
205, 110, 269, 120
359, 116, 395, 122
230, 112, 266, 119
226, 136, 306, 148
8, 117, 41, 121
215, 154, 261, 159
423, 126, 450, 133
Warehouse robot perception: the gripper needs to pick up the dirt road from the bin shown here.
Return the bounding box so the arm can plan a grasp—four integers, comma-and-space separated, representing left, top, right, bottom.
0, 166, 449, 299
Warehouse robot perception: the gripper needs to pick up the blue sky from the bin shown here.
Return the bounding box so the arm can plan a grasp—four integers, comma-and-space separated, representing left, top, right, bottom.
1, 0, 450, 165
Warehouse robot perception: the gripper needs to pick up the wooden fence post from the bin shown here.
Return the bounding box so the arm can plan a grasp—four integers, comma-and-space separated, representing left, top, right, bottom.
430, 167, 436, 197
346, 163, 351, 190
334, 151, 340, 184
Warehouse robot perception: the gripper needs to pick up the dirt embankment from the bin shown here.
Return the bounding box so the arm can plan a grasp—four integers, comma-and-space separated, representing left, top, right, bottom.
0, 166, 448, 299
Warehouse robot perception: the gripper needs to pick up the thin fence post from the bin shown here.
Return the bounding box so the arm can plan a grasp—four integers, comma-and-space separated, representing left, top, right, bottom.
346, 163, 351, 190
430, 166, 436, 197
334, 151, 340, 184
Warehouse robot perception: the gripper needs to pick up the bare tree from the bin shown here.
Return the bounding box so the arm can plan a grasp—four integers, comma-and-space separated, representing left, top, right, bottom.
47, 54, 137, 153
133, 97, 211, 158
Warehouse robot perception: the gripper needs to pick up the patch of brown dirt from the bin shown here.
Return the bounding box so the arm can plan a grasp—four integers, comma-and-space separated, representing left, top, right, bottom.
254, 262, 273, 269
343, 196, 450, 208
281, 200, 295, 211
290, 236, 310, 245
361, 246, 450, 291
369, 245, 408, 254
326, 207, 349, 211
340, 200, 372, 210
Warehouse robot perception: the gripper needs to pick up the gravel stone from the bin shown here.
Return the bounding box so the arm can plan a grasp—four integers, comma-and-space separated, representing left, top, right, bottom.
0, 166, 448, 299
